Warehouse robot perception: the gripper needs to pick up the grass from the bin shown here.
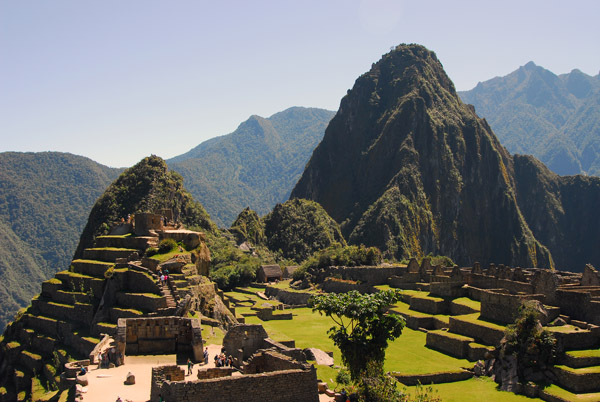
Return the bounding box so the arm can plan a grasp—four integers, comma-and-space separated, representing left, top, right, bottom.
149, 248, 190, 263
385, 328, 471, 374
85, 247, 137, 252
245, 307, 337, 358
314, 364, 344, 391
243, 305, 471, 375
566, 350, 600, 359
454, 313, 507, 331
452, 297, 481, 311
546, 325, 584, 334
390, 300, 452, 325
267, 280, 320, 294
72, 259, 113, 265
202, 326, 225, 345
406, 377, 535, 402
542, 384, 600, 401
31, 377, 58, 402
555, 365, 600, 374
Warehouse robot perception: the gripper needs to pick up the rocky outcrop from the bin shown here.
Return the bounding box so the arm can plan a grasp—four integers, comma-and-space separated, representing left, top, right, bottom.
513, 155, 600, 271
291, 44, 553, 268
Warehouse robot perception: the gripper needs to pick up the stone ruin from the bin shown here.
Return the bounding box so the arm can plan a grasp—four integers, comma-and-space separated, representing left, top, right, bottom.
115, 317, 204, 362
309, 259, 600, 398
150, 324, 319, 402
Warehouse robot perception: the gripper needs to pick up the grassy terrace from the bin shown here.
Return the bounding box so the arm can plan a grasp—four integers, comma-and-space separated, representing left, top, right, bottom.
72, 259, 113, 265
555, 365, 600, 374
85, 247, 137, 252
546, 324, 587, 334
542, 385, 600, 401
452, 297, 481, 311
148, 248, 190, 263
267, 280, 321, 294
566, 349, 600, 359
389, 300, 451, 326
409, 377, 534, 402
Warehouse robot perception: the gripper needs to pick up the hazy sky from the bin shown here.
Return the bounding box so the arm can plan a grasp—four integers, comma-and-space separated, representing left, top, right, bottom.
1, 0, 599, 168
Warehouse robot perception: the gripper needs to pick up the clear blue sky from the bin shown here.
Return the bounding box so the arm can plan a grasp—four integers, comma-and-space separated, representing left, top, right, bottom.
1, 0, 599, 168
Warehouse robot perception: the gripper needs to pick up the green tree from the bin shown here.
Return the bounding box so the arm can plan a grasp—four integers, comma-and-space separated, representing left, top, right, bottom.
310, 290, 405, 381
501, 300, 557, 382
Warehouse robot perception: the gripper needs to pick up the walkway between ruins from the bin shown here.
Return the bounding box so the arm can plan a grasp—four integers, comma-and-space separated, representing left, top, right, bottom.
79, 344, 333, 402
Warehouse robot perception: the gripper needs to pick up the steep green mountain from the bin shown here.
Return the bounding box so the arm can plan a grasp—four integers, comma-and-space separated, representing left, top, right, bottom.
292, 44, 563, 269
459, 63, 600, 176
74, 155, 217, 258
263, 198, 346, 262
0, 152, 120, 330
513, 155, 600, 271
168, 107, 335, 227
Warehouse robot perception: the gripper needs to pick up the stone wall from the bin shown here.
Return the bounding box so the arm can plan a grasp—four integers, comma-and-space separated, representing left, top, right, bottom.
448, 316, 505, 346
115, 292, 166, 312
151, 368, 319, 402
82, 248, 138, 262
124, 270, 161, 294
243, 349, 309, 374
160, 230, 204, 250
392, 370, 473, 386
320, 278, 375, 294
264, 287, 312, 306
479, 290, 544, 325
255, 308, 293, 321
135, 213, 163, 236
222, 324, 268, 365
425, 330, 473, 359
314, 266, 406, 286
196, 367, 234, 379
117, 317, 203, 361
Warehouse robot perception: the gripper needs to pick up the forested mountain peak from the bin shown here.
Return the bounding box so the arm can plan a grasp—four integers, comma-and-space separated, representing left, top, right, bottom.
460, 63, 600, 176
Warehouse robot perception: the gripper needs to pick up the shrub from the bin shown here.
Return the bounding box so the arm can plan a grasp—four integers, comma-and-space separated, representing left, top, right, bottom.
296, 243, 383, 280
210, 262, 258, 291
158, 238, 177, 254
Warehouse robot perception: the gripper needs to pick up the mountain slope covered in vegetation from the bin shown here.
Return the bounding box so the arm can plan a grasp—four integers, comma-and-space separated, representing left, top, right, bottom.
0, 152, 120, 329
292, 44, 600, 271
459, 63, 600, 176
168, 107, 335, 227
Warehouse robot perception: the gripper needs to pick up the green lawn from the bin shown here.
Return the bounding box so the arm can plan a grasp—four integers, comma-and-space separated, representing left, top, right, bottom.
244, 307, 337, 359
385, 328, 470, 374
566, 349, 600, 359
406, 377, 537, 402
542, 384, 600, 402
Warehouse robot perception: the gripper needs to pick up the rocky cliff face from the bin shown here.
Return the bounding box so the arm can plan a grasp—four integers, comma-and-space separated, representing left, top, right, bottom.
291, 44, 554, 268
513, 155, 600, 270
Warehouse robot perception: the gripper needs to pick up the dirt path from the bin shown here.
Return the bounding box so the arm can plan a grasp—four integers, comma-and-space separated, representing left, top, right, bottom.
79, 343, 333, 402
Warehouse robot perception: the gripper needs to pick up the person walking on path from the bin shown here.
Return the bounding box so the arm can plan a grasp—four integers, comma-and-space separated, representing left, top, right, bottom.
187, 358, 193, 375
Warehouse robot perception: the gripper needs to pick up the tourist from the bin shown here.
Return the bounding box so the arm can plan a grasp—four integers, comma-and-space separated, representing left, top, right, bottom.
187, 358, 193, 375
227, 355, 233, 367
204, 347, 208, 364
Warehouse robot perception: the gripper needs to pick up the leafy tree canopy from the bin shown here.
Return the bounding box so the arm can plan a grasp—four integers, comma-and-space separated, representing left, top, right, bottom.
310, 290, 405, 381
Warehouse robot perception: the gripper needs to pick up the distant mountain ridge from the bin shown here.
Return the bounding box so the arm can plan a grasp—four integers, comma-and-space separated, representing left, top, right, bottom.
459, 63, 600, 176
168, 107, 335, 226
291, 44, 600, 271
0, 152, 120, 330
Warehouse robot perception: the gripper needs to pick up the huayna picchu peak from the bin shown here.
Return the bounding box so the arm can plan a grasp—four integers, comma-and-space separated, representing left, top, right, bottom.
291, 44, 600, 271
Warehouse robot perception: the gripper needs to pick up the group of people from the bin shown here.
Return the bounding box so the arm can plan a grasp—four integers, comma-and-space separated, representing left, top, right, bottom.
159, 268, 169, 285
97, 347, 123, 368
214, 353, 233, 367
